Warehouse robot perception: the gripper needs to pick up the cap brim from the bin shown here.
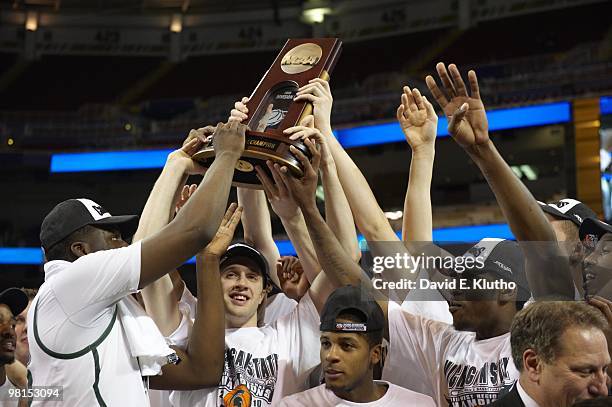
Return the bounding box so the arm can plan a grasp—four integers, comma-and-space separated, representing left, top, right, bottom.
0, 288, 29, 316
220, 245, 270, 282
92, 215, 139, 240
580, 217, 612, 242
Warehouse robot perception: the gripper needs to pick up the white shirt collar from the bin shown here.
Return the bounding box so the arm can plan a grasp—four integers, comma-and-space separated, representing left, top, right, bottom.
43, 260, 71, 280
516, 379, 541, 407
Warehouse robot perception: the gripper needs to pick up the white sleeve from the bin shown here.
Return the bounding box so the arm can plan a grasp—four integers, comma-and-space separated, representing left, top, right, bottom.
382, 301, 454, 398
49, 241, 141, 317
400, 300, 453, 324
165, 309, 193, 350
400, 268, 453, 324
276, 292, 321, 383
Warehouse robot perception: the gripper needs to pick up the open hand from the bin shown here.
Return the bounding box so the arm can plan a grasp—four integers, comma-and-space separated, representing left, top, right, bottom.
426, 63, 489, 149
396, 86, 438, 152
202, 203, 243, 258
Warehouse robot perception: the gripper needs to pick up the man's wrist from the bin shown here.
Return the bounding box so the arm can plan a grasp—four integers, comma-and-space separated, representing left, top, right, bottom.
319, 124, 334, 137
279, 208, 303, 225
321, 159, 336, 173
411, 144, 435, 159
199, 252, 222, 263
464, 138, 494, 161
215, 151, 242, 161
165, 157, 190, 174
300, 201, 320, 219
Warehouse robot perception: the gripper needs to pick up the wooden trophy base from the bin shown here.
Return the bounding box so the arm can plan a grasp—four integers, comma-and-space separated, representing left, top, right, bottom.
192, 131, 310, 189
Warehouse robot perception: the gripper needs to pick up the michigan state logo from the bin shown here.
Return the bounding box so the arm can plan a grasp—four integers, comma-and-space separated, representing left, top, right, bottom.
468, 246, 485, 258
91, 204, 107, 217
223, 384, 252, 407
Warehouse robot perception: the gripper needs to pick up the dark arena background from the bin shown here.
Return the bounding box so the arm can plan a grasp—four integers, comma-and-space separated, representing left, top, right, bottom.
1, 0, 611, 293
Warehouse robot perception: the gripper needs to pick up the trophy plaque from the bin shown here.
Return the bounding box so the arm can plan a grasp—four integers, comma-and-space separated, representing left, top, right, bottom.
193, 38, 342, 188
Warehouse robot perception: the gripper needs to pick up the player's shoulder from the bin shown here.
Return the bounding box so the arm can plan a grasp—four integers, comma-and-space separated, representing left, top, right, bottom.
384, 382, 436, 405
278, 384, 327, 406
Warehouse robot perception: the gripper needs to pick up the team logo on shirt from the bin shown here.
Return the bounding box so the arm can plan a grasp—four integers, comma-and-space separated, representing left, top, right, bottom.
223, 384, 252, 407
443, 357, 516, 406
219, 347, 279, 407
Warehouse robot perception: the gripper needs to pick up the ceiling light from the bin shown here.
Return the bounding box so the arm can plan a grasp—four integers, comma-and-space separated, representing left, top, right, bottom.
302, 0, 331, 24
25, 11, 38, 32
170, 13, 182, 33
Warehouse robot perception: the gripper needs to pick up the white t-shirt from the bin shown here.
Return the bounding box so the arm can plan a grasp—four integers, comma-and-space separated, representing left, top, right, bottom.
169, 293, 320, 407
382, 302, 518, 407
149, 289, 298, 407
400, 266, 453, 324
0, 373, 20, 406
28, 242, 151, 407
400, 299, 452, 324
264, 293, 298, 325
278, 381, 436, 406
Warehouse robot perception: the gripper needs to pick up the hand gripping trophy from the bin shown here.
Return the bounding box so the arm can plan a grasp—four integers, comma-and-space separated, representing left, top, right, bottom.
193, 38, 342, 188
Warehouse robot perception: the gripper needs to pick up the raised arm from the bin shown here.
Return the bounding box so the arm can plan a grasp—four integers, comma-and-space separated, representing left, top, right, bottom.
396, 86, 456, 275
150, 204, 242, 390
397, 87, 437, 242
237, 188, 281, 287
275, 138, 367, 312
135, 130, 211, 335
294, 79, 397, 242
284, 116, 360, 261
255, 162, 321, 284
426, 63, 573, 299
140, 121, 246, 288
230, 97, 282, 286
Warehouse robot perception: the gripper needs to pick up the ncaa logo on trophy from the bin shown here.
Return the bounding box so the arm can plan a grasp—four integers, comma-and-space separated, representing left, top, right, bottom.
193, 38, 342, 188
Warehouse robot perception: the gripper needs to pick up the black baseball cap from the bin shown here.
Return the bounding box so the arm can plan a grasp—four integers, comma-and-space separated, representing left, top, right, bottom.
220, 243, 271, 286
40, 198, 139, 251
457, 238, 530, 293
320, 285, 384, 333
579, 217, 612, 249
0, 288, 28, 316
538, 199, 596, 227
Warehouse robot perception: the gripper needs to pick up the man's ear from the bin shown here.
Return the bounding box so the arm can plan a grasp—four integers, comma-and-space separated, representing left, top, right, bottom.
370, 343, 383, 366
523, 349, 542, 383
70, 241, 90, 259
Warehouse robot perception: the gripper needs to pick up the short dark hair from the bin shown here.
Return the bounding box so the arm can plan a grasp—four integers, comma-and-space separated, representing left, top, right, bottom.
336, 310, 383, 348
44, 225, 95, 262
510, 301, 607, 371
